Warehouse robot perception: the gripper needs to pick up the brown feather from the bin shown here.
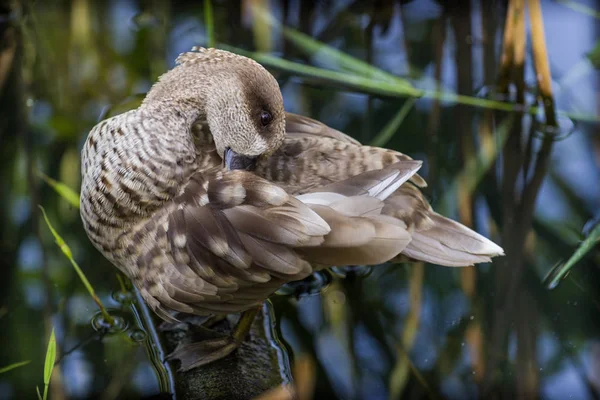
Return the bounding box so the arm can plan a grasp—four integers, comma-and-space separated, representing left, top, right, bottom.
285, 112, 361, 145
402, 213, 504, 267
238, 232, 312, 276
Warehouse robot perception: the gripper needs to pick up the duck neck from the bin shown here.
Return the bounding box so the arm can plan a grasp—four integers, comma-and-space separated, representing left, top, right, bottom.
132, 100, 204, 198
87, 102, 203, 221
139, 97, 204, 129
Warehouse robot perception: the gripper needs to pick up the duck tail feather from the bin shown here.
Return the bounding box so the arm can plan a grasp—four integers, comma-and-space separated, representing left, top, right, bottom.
401, 213, 504, 267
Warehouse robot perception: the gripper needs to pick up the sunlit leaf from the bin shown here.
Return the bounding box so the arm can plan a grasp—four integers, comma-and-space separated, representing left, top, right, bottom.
0, 360, 31, 375
39, 205, 73, 259
40, 328, 56, 400
37, 171, 80, 209
43, 328, 56, 385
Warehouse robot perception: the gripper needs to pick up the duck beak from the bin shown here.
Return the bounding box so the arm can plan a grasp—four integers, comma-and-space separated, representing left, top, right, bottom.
224, 148, 258, 171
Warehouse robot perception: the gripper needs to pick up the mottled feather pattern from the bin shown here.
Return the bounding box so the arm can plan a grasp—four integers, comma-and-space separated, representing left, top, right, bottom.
175, 46, 258, 68
141, 170, 331, 316
80, 47, 503, 320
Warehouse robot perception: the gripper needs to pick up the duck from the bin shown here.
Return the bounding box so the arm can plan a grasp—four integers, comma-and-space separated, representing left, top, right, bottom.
80, 47, 504, 370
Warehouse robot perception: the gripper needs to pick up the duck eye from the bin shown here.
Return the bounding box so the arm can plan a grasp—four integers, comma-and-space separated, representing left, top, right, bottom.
260, 110, 273, 126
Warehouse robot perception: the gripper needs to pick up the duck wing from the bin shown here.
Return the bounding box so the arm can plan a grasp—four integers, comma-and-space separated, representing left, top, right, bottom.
285, 112, 361, 145
256, 118, 504, 268
135, 168, 329, 319
135, 161, 429, 319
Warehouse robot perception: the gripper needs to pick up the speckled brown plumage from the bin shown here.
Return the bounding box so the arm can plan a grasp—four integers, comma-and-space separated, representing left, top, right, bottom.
81, 47, 503, 325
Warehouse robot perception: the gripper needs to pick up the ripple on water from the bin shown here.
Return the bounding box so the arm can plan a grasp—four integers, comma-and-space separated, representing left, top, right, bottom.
531, 113, 575, 142
129, 328, 147, 342
276, 270, 333, 297
90, 310, 129, 334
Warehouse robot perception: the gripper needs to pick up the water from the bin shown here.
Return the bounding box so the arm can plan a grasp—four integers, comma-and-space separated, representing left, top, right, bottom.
1, 1, 599, 399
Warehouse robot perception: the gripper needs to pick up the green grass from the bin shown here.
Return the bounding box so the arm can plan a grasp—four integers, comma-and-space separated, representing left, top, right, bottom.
204, 0, 214, 48
0, 360, 31, 375
37, 328, 55, 400
39, 206, 114, 325
545, 222, 600, 289
254, 9, 414, 89
36, 171, 80, 209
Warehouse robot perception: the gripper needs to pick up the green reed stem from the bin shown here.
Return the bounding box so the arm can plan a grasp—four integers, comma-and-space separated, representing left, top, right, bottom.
38, 206, 114, 325
0, 360, 31, 375
204, 0, 215, 48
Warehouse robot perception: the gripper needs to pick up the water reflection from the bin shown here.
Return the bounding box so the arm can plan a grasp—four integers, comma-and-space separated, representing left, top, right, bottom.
0, 0, 599, 399
276, 270, 333, 297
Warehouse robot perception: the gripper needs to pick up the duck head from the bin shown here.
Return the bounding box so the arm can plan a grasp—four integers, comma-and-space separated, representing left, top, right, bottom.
142, 47, 286, 171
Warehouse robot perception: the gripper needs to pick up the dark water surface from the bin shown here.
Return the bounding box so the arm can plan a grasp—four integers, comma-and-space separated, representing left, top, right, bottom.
1, 1, 599, 399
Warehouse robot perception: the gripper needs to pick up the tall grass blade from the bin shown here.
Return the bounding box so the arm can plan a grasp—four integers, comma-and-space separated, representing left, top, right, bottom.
43, 329, 56, 384
221, 45, 600, 123
204, 0, 215, 48
221, 45, 423, 97
370, 98, 417, 147
545, 223, 600, 289
42, 328, 56, 400
0, 360, 31, 374
252, 8, 413, 88
38, 206, 114, 325
36, 386, 42, 400
39, 205, 74, 260
37, 171, 80, 209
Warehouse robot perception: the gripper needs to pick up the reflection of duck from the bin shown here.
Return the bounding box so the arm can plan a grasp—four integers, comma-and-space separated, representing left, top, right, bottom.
80, 47, 504, 370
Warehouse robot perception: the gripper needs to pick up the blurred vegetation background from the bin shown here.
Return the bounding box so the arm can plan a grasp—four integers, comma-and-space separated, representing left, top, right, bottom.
0, 0, 599, 399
